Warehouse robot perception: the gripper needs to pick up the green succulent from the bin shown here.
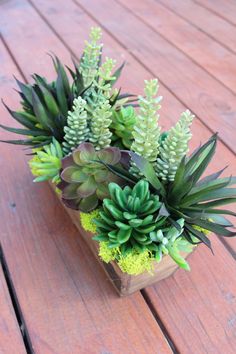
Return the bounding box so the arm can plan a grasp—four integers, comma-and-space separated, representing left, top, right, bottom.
156, 110, 194, 181
129, 134, 236, 251
93, 180, 162, 253
130, 79, 162, 167
110, 106, 136, 149
79, 27, 103, 88
29, 138, 63, 183
0, 55, 88, 148
62, 96, 89, 154
58, 142, 122, 212
149, 218, 193, 270
0, 28, 132, 152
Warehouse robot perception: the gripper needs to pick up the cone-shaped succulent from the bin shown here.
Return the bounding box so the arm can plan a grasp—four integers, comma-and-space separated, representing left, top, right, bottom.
89, 99, 113, 150
58, 142, 122, 212
29, 138, 63, 183
93, 180, 162, 253
110, 106, 136, 149
62, 96, 89, 154
131, 79, 162, 166
156, 110, 194, 181
79, 27, 103, 87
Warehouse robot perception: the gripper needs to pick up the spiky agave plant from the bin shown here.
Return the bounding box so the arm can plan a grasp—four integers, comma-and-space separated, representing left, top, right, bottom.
106, 134, 236, 251
0, 56, 86, 148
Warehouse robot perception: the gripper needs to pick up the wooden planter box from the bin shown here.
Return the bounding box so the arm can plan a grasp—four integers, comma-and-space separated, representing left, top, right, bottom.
51, 184, 191, 296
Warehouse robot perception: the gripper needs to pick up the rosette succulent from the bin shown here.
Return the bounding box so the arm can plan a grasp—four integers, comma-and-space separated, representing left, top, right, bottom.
93, 180, 162, 253
58, 143, 123, 212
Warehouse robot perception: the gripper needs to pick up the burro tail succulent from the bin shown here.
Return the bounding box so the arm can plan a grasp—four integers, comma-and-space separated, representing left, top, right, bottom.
93, 180, 162, 253
58, 142, 122, 212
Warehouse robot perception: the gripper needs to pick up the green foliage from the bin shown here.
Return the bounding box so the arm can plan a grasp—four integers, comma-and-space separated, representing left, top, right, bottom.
93, 180, 162, 251
1, 55, 87, 148
89, 100, 113, 150
110, 106, 136, 149
79, 27, 102, 87
29, 138, 63, 183
128, 134, 236, 251
59, 142, 122, 212
62, 97, 89, 154
1, 28, 131, 152
130, 79, 162, 171
156, 110, 194, 181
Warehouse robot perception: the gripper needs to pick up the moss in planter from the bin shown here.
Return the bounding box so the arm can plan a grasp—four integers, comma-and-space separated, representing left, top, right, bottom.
99, 241, 119, 263
118, 249, 155, 276
80, 208, 101, 233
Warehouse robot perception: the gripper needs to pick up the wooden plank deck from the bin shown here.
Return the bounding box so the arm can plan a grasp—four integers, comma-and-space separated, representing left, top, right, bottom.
0, 0, 236, 353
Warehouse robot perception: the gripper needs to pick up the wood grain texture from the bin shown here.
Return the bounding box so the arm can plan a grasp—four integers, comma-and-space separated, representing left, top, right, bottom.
76, 0, 236, 154
159, 0, 236, 54
118, 0, 236, 94
196, 0, 236, 26
144, 239, 236, 354
0, 264, 26, 354
0, 4, 172, 354
26, 0, 236, 252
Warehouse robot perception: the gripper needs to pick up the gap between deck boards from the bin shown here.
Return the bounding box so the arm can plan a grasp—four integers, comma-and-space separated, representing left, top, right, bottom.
0, 244, 34, 354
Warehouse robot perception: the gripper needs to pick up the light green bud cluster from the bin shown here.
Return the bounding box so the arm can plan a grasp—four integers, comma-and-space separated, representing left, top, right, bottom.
130, 79, 162, 174
79, 27, 103, 87
63, 97, 89, 154
89, 100, 113, 150
156, 110, 194, 181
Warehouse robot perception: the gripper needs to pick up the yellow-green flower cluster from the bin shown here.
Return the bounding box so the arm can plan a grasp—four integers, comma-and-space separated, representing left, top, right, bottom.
80, 209, 101, 233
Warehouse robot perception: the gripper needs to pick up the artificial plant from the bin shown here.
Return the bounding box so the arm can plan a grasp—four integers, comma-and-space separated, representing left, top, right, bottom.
1, 26, 236, 278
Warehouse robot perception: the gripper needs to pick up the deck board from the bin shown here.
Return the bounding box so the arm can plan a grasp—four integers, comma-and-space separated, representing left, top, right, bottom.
159, 0, 236, 54
0, 0, 236, 352
0, 264, 27, 354
196, 0, 236, 26
118, 0, 236, 94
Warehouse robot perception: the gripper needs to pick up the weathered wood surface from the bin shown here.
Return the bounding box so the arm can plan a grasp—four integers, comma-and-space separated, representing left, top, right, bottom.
196, 0, 236, 26
158, 0, 236, 54
0, 264, 27, 354
0, 0, 236, 353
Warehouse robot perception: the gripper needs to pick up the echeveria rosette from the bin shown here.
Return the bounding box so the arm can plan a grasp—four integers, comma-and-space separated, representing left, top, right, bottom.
93, 180, 162, 253
58, 142, 123, 212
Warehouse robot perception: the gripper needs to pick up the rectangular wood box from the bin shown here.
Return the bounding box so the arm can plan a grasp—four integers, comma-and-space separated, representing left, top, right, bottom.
52, 184, 191, 296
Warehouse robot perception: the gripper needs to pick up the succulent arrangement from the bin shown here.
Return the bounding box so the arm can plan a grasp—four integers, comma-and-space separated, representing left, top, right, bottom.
1, 27, 236, 278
